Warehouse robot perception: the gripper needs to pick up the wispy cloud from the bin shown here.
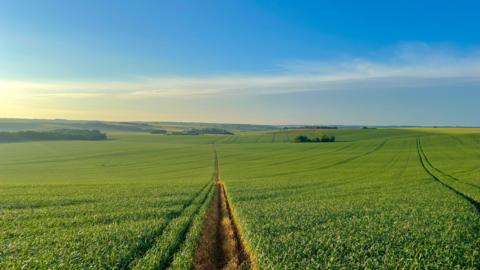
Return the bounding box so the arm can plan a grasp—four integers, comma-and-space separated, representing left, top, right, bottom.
281, 42, 480, 77
1, 42, 480, 100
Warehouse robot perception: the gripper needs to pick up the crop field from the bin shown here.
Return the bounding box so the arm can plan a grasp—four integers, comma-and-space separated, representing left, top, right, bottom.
0, 138, 215, 268
218, 129, 480, 269
405, 127, 480, 134
1, 128, 479, 269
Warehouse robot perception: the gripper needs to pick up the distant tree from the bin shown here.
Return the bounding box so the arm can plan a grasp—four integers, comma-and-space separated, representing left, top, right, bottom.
168, 128, 234, 135
294, 135, 335, 143
150, 129, 167, 134
294, 135, 310, 143
0, 129, 107, 142
287, 126, 338, 130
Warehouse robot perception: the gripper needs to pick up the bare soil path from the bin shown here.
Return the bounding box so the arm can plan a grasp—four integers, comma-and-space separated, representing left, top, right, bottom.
194, 147, 253, 270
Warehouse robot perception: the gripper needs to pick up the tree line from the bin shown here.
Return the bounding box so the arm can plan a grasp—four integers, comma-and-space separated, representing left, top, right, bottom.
284, 126, 338, 130
170, 128, 234, 135
294, 135, 336, 143
0, 129, 107, 142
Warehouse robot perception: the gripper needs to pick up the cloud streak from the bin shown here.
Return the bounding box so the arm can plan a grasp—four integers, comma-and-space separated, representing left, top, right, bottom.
1, 43, 480, 99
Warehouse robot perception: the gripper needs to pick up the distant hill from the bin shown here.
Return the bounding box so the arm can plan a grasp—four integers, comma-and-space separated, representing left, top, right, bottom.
170, 128, 234, 135
3, 119, 475, 134
0, 118, 278, 133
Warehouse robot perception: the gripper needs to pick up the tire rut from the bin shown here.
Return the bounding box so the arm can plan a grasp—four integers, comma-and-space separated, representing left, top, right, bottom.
317, 139, 388, 170
418, 140, 480, 190
117, 182, 211, 269
416, 138, 480, 214
194, 146, 254, 270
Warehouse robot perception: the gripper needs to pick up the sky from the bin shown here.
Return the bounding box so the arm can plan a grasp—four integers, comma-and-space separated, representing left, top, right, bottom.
1, 0, 479, 126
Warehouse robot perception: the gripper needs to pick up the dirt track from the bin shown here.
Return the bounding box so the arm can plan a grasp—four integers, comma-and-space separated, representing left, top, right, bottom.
194, 147, 252, 270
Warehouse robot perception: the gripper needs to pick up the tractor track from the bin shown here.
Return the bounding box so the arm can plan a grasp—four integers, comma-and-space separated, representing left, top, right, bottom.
416, 138, 480, 214
194, 146, 254, 270
420, 141, 480, 190
116, 182, 212, 269
161, 184, 214, 269
317, 139, 388, 170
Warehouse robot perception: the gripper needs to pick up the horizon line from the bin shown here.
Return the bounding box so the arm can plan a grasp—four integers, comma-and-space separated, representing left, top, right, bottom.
1, 117, 479, 129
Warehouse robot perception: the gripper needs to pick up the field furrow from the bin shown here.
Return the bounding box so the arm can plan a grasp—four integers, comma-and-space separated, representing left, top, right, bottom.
317, 139, 387, 170
116, 182, 212, 269
194, 147, 254, 270
129, 183, 214, 269
417, 139, 480, 212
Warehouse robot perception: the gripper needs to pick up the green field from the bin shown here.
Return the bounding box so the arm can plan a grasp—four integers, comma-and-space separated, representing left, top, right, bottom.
0, 138, 216, 268
1, 127, 479, 268
218, 130, 480, 268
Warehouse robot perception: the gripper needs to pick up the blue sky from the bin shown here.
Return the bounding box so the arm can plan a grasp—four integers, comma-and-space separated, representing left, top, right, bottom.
1, 0, 479, 125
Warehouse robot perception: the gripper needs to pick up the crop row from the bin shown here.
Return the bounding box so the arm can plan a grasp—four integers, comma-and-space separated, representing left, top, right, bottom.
129, 183, 214, 269
0, 184, 212, 269
0, 140, 215, 268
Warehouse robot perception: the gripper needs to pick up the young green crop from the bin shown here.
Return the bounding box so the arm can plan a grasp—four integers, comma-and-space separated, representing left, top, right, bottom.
0, 136, 214, 268
129, 183, 214, 269
1, 129, 479, 269
218, 130, 480, 269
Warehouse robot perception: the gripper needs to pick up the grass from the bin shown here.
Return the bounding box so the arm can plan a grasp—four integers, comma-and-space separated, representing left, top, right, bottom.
1, 128, 479, 268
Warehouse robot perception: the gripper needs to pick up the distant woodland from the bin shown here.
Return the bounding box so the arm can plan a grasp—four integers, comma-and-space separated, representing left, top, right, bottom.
0, 129, 107, 142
